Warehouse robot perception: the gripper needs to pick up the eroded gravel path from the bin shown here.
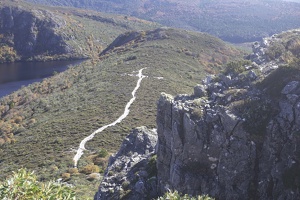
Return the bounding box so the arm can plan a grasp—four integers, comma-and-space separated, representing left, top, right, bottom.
73, 68, 147, 167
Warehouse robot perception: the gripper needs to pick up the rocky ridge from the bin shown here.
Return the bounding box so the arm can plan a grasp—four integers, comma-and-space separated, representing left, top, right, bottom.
95, 31, 300, 199
0, 4, 76, 62
156, 32, 300, 199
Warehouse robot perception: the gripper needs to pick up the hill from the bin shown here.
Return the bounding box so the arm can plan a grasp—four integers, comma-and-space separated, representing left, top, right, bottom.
0, 27, 244, 198
0, 0, 158, 63
24, 0, 300, 43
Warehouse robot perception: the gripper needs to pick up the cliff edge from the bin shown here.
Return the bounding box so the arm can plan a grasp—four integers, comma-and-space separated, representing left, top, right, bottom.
0, 3, 76, 62
156, 30, 300, 199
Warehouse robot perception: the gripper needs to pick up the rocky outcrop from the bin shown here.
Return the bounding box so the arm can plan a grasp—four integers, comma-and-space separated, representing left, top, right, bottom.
0, 5, 75, 62
100, 28, 170, 56
94, 127, 158, 200
156, 35, 300, 199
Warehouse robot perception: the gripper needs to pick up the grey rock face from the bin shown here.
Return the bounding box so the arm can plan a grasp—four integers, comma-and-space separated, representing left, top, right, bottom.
281, 81, 300, 95
0, 5, 74, 61
156, 41, 300, 199
94, 127, 158, 200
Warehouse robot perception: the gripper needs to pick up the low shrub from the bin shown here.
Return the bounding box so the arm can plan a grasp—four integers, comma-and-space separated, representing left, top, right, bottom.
0, 168, 76, 199
80, 164, 100, 174
158, 190, 214, 200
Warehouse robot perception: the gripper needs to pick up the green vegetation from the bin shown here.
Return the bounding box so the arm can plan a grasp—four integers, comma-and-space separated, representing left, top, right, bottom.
266, 31, 300, 64
0, 44, 18, 63
0, 0, 159, 63
0, 168, 76, 200
97, 148, 109, 158
158, 190, 214, 200
224, 60, 252, 75
146, 154, 158, 178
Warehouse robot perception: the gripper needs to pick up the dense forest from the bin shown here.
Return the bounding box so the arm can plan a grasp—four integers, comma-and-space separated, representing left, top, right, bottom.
25, 0, 300, 43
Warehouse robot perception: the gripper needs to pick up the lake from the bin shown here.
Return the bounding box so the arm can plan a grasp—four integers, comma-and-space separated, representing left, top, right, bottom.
0, 60, 82, 98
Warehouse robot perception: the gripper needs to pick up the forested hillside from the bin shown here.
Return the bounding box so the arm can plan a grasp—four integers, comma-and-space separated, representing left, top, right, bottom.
25, 0, 300, 43
0, 0, 158, 63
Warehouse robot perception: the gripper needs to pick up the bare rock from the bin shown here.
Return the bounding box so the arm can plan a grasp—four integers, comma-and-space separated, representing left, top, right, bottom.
94, 127, 158, 200
281, 81, 300, 95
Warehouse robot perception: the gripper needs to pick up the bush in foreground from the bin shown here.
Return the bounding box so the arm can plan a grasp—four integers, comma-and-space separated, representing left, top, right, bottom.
158, 190, 214, 200
0, 168, 76, 200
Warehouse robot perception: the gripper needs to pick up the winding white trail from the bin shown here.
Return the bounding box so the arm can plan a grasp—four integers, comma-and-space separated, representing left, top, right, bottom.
73, 68, 147, 167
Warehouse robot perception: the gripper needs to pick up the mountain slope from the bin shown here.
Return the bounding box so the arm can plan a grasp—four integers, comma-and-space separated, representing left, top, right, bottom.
0, 0, 158, 63
0, 27, 244, 198
25, 0, 300, 43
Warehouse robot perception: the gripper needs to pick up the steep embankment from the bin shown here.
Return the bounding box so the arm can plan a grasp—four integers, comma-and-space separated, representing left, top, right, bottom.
0, 0, 159, 63
95, 29, 300, 199
0, 27, 244, 198
25, 0, 300, 43
0, 4, 72, 62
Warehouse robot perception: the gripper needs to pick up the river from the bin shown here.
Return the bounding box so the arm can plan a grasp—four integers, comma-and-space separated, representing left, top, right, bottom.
0, 60, 82, 98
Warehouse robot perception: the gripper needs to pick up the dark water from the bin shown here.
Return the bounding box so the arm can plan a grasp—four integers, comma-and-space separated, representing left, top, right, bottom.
0, 60, 82, 98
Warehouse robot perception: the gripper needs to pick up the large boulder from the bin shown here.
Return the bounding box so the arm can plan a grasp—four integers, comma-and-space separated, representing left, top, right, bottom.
94, 127, 158, 200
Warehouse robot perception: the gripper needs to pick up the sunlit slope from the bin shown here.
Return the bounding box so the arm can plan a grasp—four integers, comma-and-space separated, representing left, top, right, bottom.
0, 0, 158, 62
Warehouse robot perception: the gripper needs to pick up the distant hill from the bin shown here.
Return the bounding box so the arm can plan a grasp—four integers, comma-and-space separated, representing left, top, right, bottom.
0, 0, 158, 63
25, 0, 300, 43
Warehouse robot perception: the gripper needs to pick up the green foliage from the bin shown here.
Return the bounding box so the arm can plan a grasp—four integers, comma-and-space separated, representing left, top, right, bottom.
258, 64, 300, 98
266, 42, 285, 60
157, 190, 214, 200
266, 32, 300, 63
146, 154, 157, 178
224, 60, 252, 75
0, 0, 159, 63
0, 45, 18, 63
80, 164, 100, 174
0, 168, 76, 200
97, 148, 109, 158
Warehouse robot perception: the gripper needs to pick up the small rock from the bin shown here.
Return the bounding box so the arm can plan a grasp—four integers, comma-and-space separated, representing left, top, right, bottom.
247, 70, 257, 80
194, 84, 207, 97
135, 180, 146, 194
281, 81, 300, 95
286, 94, 299, 104
203, 75, 215, 85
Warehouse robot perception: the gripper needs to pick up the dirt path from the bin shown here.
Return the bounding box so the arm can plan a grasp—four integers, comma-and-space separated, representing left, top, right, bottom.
73, 68, 147, 167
